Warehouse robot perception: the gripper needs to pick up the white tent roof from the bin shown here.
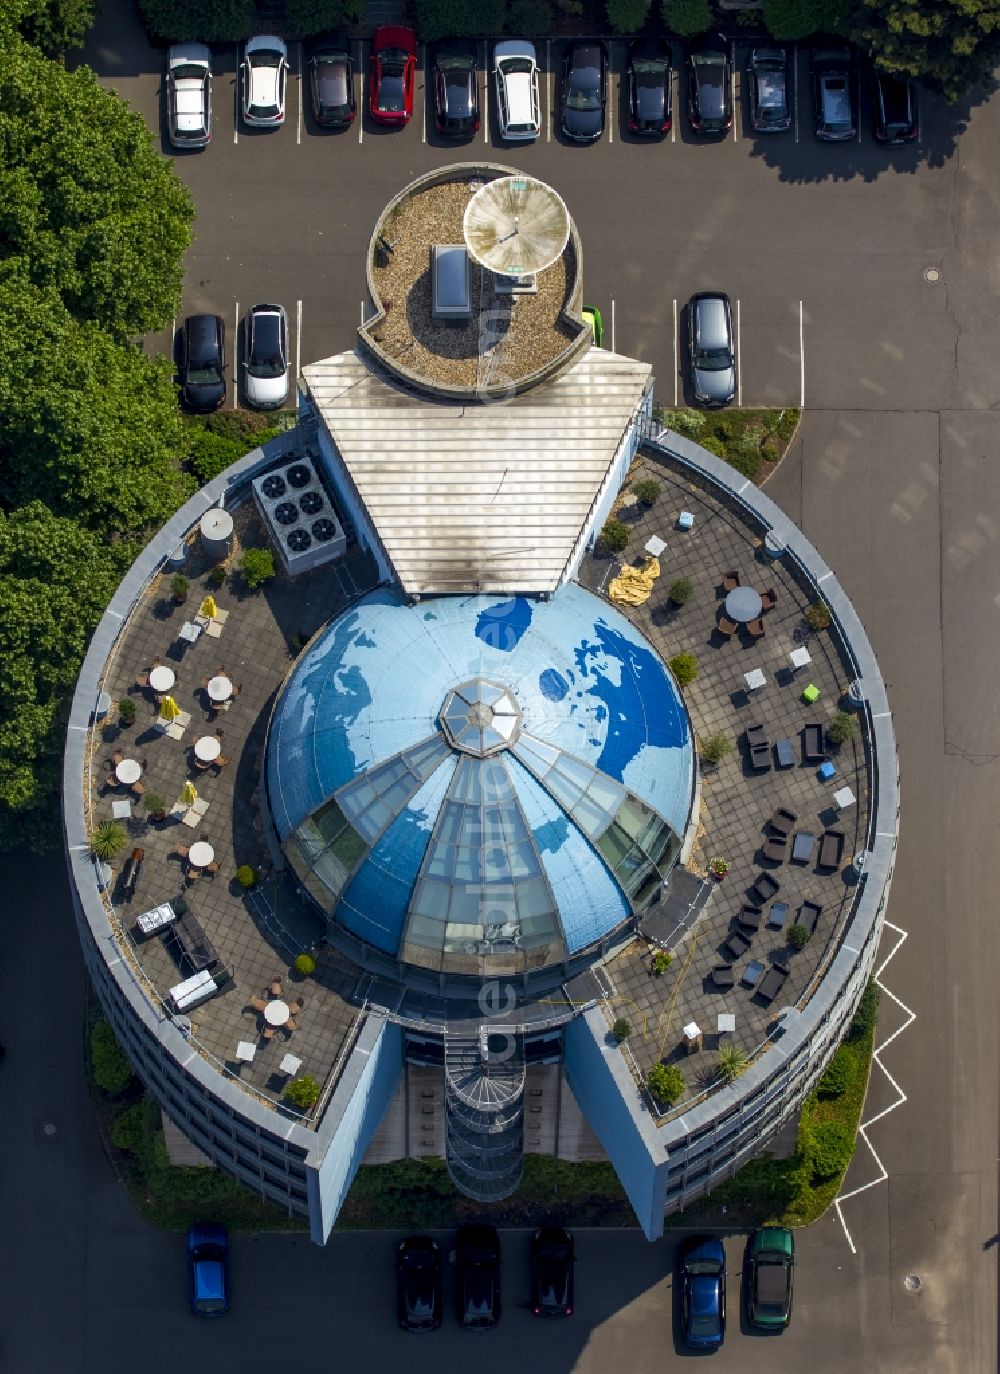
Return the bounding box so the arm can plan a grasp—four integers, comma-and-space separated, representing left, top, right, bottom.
301, 349, 651, 596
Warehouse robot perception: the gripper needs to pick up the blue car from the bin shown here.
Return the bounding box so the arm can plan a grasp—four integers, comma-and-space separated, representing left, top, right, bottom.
679, 1234, 726, 1349
187, 1223, 230, 1316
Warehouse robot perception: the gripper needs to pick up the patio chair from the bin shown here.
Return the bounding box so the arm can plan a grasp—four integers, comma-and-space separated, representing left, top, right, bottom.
289, 997, 304, 1012
766, 807, 797, 839
261, 1027, 276, 1042
716, 615, 738, 639
284, 1018, 298, 1033
175, 844, 190, 860
248, 996, 268, 1013
185, 866, 200, 883
761, 835, 786, 863
270, 979, 283, 998
749, 872, 780, 905
750, 743, 771, 772
112, 751, 124, 766
711, 964, 735, 989
203, 861, 220, 877
214, 755, 229, 769
802, 723, 826, 763
151, 657, 163, 668
760, 588, 777, 612
104, 774, 118, 791
194, 757, 213, 771
746, 618, 766, 640
130, 780, 146, 797
817, 829, 845, 871
736, 905, 762, 932
756, 962, 790, 1005
723, 930, 752, 962
722, 570, 741, 592
135, 672, 149, 690
745, 725, 767, 749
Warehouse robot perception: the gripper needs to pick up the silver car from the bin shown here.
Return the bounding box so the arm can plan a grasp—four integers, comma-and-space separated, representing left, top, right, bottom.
166, 44, 212, 149
688, 293, 736, 408
244, 303, 289, 409
242, 35, 288, 128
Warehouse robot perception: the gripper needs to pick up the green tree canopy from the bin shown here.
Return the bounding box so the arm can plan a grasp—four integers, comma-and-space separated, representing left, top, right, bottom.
13, 0, 96, 56
0, 36, 193, 336
761, 0, 848, 41
852, 0, 1000, 98
137, 0, 254, 44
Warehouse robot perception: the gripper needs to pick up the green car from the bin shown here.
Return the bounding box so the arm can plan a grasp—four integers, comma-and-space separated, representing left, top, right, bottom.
746, 1226, 794, 1329
582, 304, 604, 347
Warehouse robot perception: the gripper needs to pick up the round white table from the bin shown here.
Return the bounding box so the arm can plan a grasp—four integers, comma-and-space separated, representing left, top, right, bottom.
194, 735, 221, 763
188, 841, 215, 869
149, 665, 176, 693
725, 586, 763, 623
115, 758, 142, 785
207, 675, 233, 703
264, 999, 290, 1027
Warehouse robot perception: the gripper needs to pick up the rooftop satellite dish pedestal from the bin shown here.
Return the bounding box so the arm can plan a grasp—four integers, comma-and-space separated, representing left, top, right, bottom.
463, 175, 571, 297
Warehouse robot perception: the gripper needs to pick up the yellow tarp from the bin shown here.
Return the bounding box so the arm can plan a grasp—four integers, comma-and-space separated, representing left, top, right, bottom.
199, 595, 218, 619
608, 557, 660, 606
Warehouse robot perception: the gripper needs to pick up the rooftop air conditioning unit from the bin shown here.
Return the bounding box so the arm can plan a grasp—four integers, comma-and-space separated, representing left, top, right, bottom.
251, 455, 347, 576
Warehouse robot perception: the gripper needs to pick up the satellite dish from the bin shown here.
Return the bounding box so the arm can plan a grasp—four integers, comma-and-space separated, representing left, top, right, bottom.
463, 175, 570, 278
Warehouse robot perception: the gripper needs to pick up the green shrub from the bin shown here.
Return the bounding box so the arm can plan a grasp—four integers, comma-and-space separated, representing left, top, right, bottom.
669, 652, 698, 688
848, 980, 880, 1041
413, 0, 498, 41
295, 953, 317, 976
810, 1121, 855, 1181
699, 731, 731, 765
285, 0, 364, 40
787, 922, 811, 950
633, 478, 662, 507
112, 1102, 149, 1155
240, 547, 275, 590
117, 697, 136, 725
826, 711, 857, 746
762, 0, 844, 42
805, 601, 831, 631
716, 1044, 748, 1082
726, 439, 763, 480
507, 0, 552, 33
817, 1045, 855, 1099
668, 576, 693, 605
188, 428, 243, 484
697, 434, 726, 459
651, 950, 673, 975
235, 864, 257, 889
657, 407, 705, 438
91, 1019, 133, 1095
646, 1062, 685, 1105
598, 518, 630, 554
662, 0, 712, 36
611, 1017, 633, 1043
18, 0, 98, 57
143, 791, 167, 819
607, 0, 651, 31
137, 0, 255, 42
285, 1075, 321, 1110
91, 820, 126, 861
208, 564, 228, 587
170, 573, 189, 602
201, 410, 278, 444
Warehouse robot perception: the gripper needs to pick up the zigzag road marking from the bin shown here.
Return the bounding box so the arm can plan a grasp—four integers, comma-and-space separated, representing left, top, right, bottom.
833, 919, 916, 1254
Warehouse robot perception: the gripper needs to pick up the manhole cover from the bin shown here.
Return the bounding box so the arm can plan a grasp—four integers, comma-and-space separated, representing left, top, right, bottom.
42, 1122, 57, 1138
903, 1274, 923, 1292
923, 267, 941, 283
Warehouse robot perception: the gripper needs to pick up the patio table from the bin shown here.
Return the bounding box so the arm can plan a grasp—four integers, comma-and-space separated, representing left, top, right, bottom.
194, 735, 221, 763
207, 675, 233, 703
264, 999, 290, 1027
149, 665, 176, 692
725, 586, 763, 622
115, 759, 142, 785
188, 841, 215, 869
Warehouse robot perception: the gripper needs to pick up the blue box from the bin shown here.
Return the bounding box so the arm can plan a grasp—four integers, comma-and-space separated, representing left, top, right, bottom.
817, 761, 836, 781
677, 511, 694, 530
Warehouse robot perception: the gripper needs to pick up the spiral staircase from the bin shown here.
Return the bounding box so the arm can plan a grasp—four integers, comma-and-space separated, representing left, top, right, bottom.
444, 1029, 525, 1201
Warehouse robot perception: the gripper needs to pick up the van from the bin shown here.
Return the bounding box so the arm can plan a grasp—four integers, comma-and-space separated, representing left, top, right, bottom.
431, 245, 472, 321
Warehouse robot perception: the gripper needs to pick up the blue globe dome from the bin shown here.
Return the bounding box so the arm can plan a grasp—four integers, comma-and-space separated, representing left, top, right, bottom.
267, 582, 694, 981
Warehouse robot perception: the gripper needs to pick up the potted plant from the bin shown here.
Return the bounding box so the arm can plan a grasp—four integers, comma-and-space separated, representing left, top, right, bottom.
208, 564, 228, 587
716, 1045, 749, 1083
645, 1062, 685, 1107
787, 922, 811, 951
170, 573, 189, 604
235, 864, 258, 890
240, 547, 275, 591
597, 518, 629, 555
805, 601, 831, 631
668, 652, 698, 688
143, 791, 167, 821
651, 950, 673, 976
117, 697, 136, 726
633, 478, 661, 508
284, 1075, 321, 1111
668, 576, 694, 607
699, 731, 731, 766
611, 1017, 633, 1043
708, 856, 730, 881
294, 952, 316, 976
826, 711, 857, 747
91, 821, 127, 861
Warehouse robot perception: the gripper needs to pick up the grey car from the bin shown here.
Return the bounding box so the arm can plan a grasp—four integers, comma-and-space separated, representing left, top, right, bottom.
688, 293, 736, 408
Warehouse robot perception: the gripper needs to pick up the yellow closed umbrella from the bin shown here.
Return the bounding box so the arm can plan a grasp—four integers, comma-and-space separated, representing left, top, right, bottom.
179, 780, 198, 806
199, 595, 218, 619
159, 695, 181, 721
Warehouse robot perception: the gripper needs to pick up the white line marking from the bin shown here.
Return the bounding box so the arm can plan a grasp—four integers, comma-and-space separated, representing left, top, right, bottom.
736, 297, 742, 406
357, 41, 364, 144
610, 298, 616, 353
671, 64, 676, 143
233, 299, 239, 408
296, 42, 302, 145
546, 39, 552, 142
483, 40, 489, 144
833, 920, 915, 1254
607, 41, 613, 144
731, 39, 738, 142
799, 299, 805, 407
857, 66, 862, 142
421, 44, 427, 143
672, 298, 678, 406
360, 298, 365, 327
234, 44, 240, 143
296, 299, 302, 379
793, 44, 799, 143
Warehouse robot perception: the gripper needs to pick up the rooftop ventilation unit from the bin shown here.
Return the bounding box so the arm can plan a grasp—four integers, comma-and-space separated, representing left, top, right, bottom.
252, 454, 347, 575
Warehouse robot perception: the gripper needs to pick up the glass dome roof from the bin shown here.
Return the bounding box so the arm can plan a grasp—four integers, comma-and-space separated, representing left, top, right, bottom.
266, 583, 694, 980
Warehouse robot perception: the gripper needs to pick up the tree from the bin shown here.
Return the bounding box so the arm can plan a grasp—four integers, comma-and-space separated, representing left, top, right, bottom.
0, 36, 194, 336
851, 0, 1000, 100
662, 0, 712, 37
90, 1018, 133, 1094
508, 0, 553, 35
762, 0, 848, 41
15, 0, 96, 56
137, 0, 255, 43
285, 0, 364, 41
413, 0, 501, 41
607, 0, 651, 33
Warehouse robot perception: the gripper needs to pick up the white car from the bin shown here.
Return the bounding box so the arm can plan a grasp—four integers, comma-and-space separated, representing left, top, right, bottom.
494, 40, 541, 141
166, 43, 212, 149
244, 303, 289, 409
242, 35, 288, 128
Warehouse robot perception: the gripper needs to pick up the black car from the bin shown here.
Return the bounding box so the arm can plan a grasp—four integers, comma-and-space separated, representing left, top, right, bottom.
180, 313, 225, 412
747, 47, 791, 132
812, 46, 856, 141
396, 1235, 442, 1332
627, 36, 672, 137
307, 34, 355, 128
687, 32, 732, 135
433, 40, 479, 137
530, 1226, 574, 1317
455, 1224, 501, 1329
561, 41, 607, 142
872, 69, 917, 143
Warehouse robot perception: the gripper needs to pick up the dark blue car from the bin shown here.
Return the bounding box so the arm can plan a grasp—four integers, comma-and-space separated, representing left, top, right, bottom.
679, 1234, 726, 1349
187, 1223, 229, 1316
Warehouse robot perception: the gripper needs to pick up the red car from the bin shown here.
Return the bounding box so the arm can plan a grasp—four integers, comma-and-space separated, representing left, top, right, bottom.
370, 25, 417, 126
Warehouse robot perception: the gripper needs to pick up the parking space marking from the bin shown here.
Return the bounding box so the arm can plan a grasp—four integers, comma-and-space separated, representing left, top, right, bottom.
232, 299, 239, 408
234, 44, 240, 143
296, 42, 302, 145
731, 40, 738, 142
799, 299, 805, 406
357, 42, 364, 144
736, 298, 742, 406
672, 298, 678, 406
793, 44, 799, 143
546, 39, 552, 142
296, 300, 302, 379
483, 41, 489, 144
611, 298, 616, 353
671, 66, 676, 143
607, 41, 613, 144
422, 44, 427, 143
857, 66, 862, 142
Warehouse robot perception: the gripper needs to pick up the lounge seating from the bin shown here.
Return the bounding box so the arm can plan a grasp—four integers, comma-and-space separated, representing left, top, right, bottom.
761, 835, 786, 863
775, 738, 795, 769
711, 964, 735, 989
121, 848, 144, 902
723, 930, 752, 962
716, 614, 738, 639
746, 617, 766, 640
798, 900, 823, 931
750, 744, 771, 772
745, 725, 767, 749
166, 909, 219, 975
737, 905, 762, 932
749, 872, 779, 905
817, 829, 845, 871
802, 723, 826, 763
767, 807, 797, 839
756, 962, 790, 1005
791, 831, 815, 864
722, 571, 741, 592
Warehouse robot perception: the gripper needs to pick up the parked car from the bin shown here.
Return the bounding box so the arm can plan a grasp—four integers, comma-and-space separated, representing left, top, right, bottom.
166, 44, 212, 149
627, 36, 672, 137
179, 313, 226, 413
308, 34, 355, 128
812, 46, 856, 141
455, 1224, 502, 1329
872, 69, 917, 143
746, 1226, 795, 1330
370, 25, 417, 126
244, 303, 289, 409
494, 39, 541, 141
747, 46, 791, 132
242, 35, 287, 128
583, 305, 604, 347
396, 1235, 442, 1332
432, 40, 480, 138
530, 1226, 574, 1316
688, 292, 736, 408
187, 1223, 229, 1316
679, 1234, 726, 1349
687, 32, 732, 134
560, 41, 607, 143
